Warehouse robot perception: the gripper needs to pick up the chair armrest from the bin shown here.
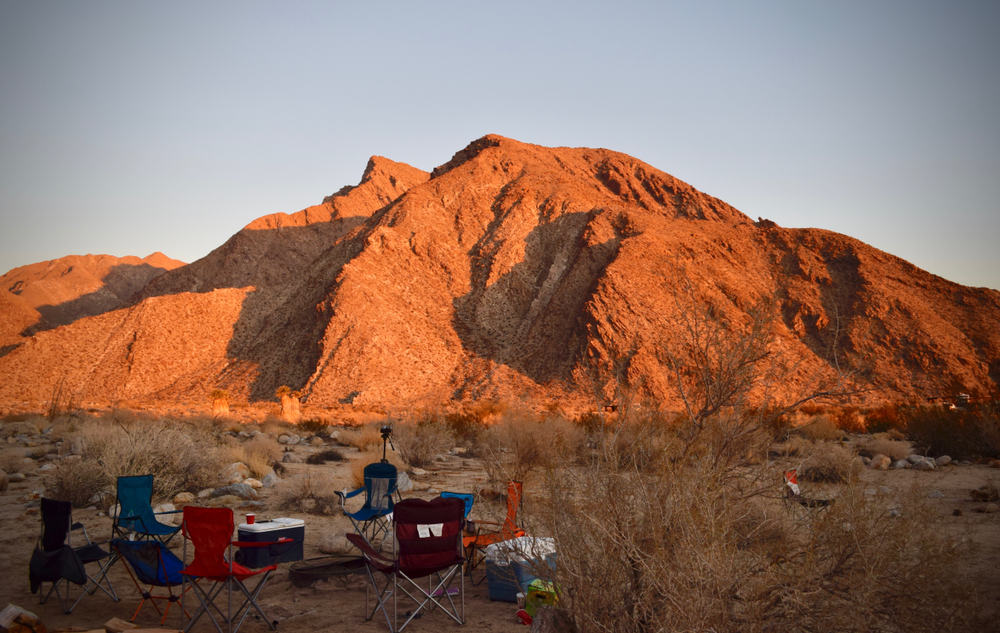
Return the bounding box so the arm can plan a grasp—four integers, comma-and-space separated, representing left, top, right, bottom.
336, 487, 365, 500
346, 533, 393, 565
154, 509, 183, 516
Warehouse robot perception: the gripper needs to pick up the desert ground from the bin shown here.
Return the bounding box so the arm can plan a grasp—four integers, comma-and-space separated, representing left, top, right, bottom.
1, 413, 999, 632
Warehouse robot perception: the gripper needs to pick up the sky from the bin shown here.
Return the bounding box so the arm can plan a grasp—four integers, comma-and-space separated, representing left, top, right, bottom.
1, 1, 998, 289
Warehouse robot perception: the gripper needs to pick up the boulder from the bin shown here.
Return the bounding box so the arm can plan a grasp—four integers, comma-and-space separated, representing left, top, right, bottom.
222, 462, 250, 484
868, 454, 891, 470
396, 471, 413, 493
173, 491, 196, 505
934, 455, 952, 467
244, 478, 263, 489
261, 472, 279, 488
912, 459, 935, 471
891, 459, 909, 469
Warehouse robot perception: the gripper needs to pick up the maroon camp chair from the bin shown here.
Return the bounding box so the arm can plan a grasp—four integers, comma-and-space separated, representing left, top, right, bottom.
347, 496, 466, 632
180, 507, 287, 633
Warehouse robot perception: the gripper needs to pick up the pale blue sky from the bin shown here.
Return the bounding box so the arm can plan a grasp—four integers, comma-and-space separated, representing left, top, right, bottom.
1, 1, 998, 289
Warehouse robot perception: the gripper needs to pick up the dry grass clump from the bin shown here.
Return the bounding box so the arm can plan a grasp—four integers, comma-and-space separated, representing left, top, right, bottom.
798, 442, 857, 483
856, 434, 912, 461
0, 450, 27, 473
47, 458, 107, 507
793, 413, 844, 441
393, 419, 452, 468
229, 436, 282, 478
338, 424, 384, 452
275, 471, 340, 515
74, 416, 226, 498
538, 416, 985, 633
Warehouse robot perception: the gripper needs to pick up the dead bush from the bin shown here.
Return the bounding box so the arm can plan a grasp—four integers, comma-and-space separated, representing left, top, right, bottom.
230, 436, 282, 478
478, 410, 551, 484
46, 459, 108, 507
794, 414, 844, 441
275, 471, 340, 515
856, 435, 912, 461
538, 420, 985, 633
798, 441, 857, 483
339, 424, 383, 452
306, 448, 346, 465
393, 420, 452, 468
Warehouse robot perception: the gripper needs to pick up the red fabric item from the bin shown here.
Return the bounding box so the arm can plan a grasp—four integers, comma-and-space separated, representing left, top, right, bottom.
180, 506, 275, 581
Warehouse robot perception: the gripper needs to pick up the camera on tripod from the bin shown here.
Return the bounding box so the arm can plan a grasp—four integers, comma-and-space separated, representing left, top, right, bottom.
379, 424, 392, 440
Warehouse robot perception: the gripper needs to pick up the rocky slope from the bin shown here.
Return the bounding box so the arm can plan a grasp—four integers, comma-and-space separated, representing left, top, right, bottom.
0, 135, 997, 410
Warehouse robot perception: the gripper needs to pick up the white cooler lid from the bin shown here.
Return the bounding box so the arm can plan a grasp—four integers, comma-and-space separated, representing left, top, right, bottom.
238, 517, 305, 532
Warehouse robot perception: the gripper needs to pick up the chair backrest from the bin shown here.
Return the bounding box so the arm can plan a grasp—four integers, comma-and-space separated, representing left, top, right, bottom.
116, 475, 157, 532
40, 498, 72, 552
440, 491, 474, 518
181, 506, 235, 578
394, 497, 465, 578
114, 539, 185, 586
502, 481, 523, 535
363, 462, 398, 513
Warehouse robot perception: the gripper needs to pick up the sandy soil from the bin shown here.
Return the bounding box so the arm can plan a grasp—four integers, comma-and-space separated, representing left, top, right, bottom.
2, 432, 999, 632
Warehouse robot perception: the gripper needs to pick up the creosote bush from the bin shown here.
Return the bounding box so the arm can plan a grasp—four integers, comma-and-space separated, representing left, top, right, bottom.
902, 403, 1000, 460
393, 419, 452, 468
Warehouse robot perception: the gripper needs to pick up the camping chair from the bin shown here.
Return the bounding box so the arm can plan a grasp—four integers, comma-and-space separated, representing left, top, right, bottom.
29, 498, 118, 613
112, 538, 190, 625
463, 481, 525, 582
347, 496, 466, 633
440, 491, 474, 519
180, 506, 287, 633
336, 461, 400, 549
112, 475, 182, 543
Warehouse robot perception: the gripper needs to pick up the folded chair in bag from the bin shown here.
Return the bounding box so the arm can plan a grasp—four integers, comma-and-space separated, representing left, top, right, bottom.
113, 475, 182, 543
336, 461, 400, 549
180, 506, 285, 633
463, 481, 525, 581
113, 538, 190, 625
29, 498, 118, 613
347, 496, 466, 633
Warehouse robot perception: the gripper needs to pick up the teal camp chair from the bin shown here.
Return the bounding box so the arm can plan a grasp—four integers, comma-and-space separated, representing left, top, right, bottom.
112, 475, 182, 544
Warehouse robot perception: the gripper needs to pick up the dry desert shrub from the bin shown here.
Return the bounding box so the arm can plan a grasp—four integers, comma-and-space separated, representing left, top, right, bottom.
74, 416, 226, 498
393, 419, 452, 468
793, 413, 844, 441
0, 449, 27, 473
47, 458, 107, 507
856, 434, 912, 461
229, 436, 282, 478
478, 410, 552, 485
305, 448, 346, 465
275, 470, 340, 515
537, 421, 984, 633
797, 441, 857, 483
902, 403, 1000, 459
339, 424, 384, 452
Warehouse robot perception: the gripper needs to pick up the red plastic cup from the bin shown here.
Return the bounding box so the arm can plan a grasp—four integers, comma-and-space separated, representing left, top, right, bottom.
246, 513, 255, 525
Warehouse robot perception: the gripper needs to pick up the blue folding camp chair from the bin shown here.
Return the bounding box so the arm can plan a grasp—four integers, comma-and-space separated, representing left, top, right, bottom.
112, 475, 182, 543
440, 492, 474, 519
113, 538, 190, 625
336, 462, 400, 549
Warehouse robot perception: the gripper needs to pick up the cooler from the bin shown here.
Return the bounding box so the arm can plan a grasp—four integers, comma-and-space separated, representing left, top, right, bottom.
484, 536, 556, 603
236, 517, 305, 568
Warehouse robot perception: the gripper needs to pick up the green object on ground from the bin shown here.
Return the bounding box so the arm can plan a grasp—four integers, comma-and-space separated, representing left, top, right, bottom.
525, 578, 558, 616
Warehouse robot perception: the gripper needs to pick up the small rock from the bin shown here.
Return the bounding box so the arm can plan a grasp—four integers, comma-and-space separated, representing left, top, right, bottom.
310, 436, 325, 447
174, 491, 196, 505
9, 472, 27, 482
38, 463, 55, 472
861, 456, 871, 466
410, 467, 428, 477
934, 455, 952, 467
197, 488, 214, 499
912, 459, 935, 471
326, 429, 340, 441
282, 452, 303, 464
868, 454, 891, 470
396, 471, 413, 493
906, 454, 924, 464
928, 489, 944, 499
278, 434, 291, 445
262, 472, 279, 488
223, 462, 250, 484
244, 478, 263, 489
970, 485, 999, 502
892, 459, 910, 469
108, 503, 120, 518
154, 502, 176, 514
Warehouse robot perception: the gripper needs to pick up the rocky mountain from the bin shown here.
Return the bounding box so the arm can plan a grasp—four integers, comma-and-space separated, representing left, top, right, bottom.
0, 135, 997, 411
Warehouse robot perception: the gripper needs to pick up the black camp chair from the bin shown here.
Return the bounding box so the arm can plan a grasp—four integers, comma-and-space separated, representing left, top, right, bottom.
30, 498, 118, 613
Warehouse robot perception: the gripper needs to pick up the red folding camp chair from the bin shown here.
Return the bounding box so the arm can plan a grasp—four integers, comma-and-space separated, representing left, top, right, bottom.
347, 496, 466, 633
462, 481, 525, 582
180, 506, 288, 633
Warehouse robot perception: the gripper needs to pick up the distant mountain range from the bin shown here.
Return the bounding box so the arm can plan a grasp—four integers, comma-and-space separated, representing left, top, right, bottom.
1, 135, 997, 411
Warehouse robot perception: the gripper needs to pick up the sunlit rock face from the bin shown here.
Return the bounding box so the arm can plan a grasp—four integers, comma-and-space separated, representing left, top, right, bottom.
1, 135, 997, 410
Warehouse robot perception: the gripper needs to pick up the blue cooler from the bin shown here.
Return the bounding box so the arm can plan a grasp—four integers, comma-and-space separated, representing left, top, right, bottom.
484, 536, 556, 602
236, 517, 305, 568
